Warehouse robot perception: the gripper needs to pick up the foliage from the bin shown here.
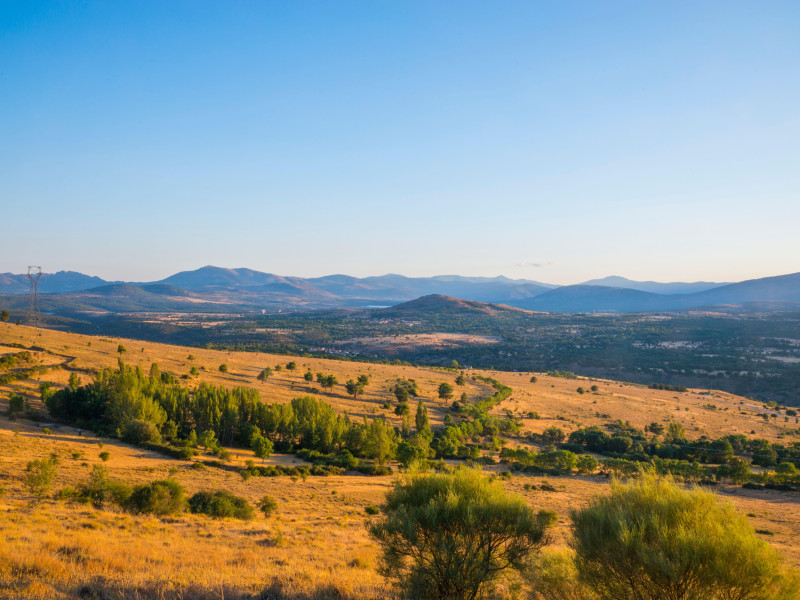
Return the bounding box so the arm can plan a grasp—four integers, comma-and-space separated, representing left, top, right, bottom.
370, 468, 551, 600
7, 393, 24, 418
77, 465, 132, 508
24, 457, 58, 502
437, 382, 454, 400
125, 479, 186, 516
257, 494, 278, 518
188, 490, 254, 520
570, 475, 800, 600
123, 419, 162, 444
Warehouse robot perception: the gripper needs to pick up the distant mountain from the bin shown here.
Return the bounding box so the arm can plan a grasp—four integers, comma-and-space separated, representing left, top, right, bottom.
579, 275, 727, 295
684, 271, 800, 306
2, 266, 799, 315
379, 294, 532, 317
518, 272, 800, 313
517, 285, 670, 313
0, 270, 111, 294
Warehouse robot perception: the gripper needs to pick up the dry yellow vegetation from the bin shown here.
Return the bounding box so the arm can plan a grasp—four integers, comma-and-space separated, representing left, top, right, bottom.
1, 323, 799, 599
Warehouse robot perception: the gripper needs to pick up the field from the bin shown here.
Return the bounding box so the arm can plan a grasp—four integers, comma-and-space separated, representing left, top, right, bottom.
1, 322, 799, 599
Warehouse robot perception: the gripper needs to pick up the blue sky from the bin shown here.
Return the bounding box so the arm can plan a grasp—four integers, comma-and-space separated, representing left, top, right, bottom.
1, 1, 799, 284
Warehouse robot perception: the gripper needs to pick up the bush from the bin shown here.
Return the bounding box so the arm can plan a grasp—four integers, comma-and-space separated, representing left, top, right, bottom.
99, 451, 110, 462
79, 465, 131, 508
123, 420, 162, 445
7, 393, 24, 418
570, 475, 800, 600
24, 457, 58, 502
189, 490, 254, 520
370, 468, 552, 600
365, 504, 380, 515
257, 494, 278, 518
125, 479, 186, 516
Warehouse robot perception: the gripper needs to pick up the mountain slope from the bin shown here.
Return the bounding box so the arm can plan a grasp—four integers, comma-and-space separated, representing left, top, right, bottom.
379, 294, 533, 317
579, 275, 726, 295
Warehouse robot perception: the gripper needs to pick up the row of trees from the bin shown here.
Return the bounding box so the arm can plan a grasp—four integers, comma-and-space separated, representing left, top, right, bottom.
44, 360, 401, 463
562, 423, 800, 468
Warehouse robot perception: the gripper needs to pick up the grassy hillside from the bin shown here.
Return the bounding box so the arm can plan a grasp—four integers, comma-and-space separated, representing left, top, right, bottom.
0, 323, 799, 599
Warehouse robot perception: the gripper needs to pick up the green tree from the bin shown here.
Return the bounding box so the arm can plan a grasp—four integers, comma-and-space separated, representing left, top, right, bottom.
286, 361, 297, 371
438, 382, 454, 401
363, 418, 397, 465
218, 363, 228, 373
24, 457, 57, 503
257, 367, 272, 382
647, 421, 665, 436
251, 435, 274, 461
570, 475, 800, 600
304, 370, 314, 382
345, 379, 365, 398
316, 373, 337, 389
455, 374, 466, 386
117, 344, 126, 354
666, 422, 686, 441
0, 310, 10, 322
7, 393, 24, 418
415, 400, 430, 436
68, 372, 81, 392
197, 429, 217, 451
394, 384, 410, 403
370, 468, 552, 600
541, 427, 565, 445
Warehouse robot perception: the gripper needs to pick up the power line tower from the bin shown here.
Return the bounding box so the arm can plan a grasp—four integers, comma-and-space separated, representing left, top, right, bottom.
26, 266, 43, 329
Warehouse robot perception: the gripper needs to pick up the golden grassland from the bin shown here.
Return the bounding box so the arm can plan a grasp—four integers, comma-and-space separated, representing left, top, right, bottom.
1, 323, 799, 599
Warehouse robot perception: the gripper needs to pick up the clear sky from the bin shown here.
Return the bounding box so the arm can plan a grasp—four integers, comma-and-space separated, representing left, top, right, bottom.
2, 1, 799, 285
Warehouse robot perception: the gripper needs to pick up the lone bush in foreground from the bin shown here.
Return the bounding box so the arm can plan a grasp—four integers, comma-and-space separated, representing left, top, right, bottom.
570, 475, 799, 600
188, 490, 254, 520
370, 468, 551, 600
125, 479, 186, 516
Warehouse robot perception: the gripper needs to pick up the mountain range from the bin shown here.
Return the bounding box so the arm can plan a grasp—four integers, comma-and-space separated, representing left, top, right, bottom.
0, 266, 798, 314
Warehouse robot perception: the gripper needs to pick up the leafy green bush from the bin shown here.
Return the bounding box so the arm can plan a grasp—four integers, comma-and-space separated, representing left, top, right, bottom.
125, 479, 186, 515
24, 457, 57, 502
123, 419, 161, 445
370, 468, 552, 600
257, 494, 278, 518
78, 465, 131, 508
571, 475, 800, 600
188, 490, 254, 520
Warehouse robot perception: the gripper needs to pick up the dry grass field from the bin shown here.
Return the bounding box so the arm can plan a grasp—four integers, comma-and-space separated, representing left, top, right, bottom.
1, 322, 799, 599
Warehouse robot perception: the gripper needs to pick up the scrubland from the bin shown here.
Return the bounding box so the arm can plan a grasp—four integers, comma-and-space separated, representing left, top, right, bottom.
1, 323, 799, 599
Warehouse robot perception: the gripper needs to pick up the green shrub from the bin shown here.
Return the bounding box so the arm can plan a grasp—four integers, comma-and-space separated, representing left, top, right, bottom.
24, 457, 57, 502
365, 504, 380, 515
571, 474, 800, 600
99, 451, 110, 462
125, 479, 186, 516
79, 465, 131, 508
370, 468, 552, 600
123, 420, 161, 445
257, 494, 278, 518
188, 490, 254, 520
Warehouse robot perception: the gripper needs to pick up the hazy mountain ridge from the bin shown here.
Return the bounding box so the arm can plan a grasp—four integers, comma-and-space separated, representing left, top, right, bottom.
1, 266, 798, 314
578, 275, 728, 295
